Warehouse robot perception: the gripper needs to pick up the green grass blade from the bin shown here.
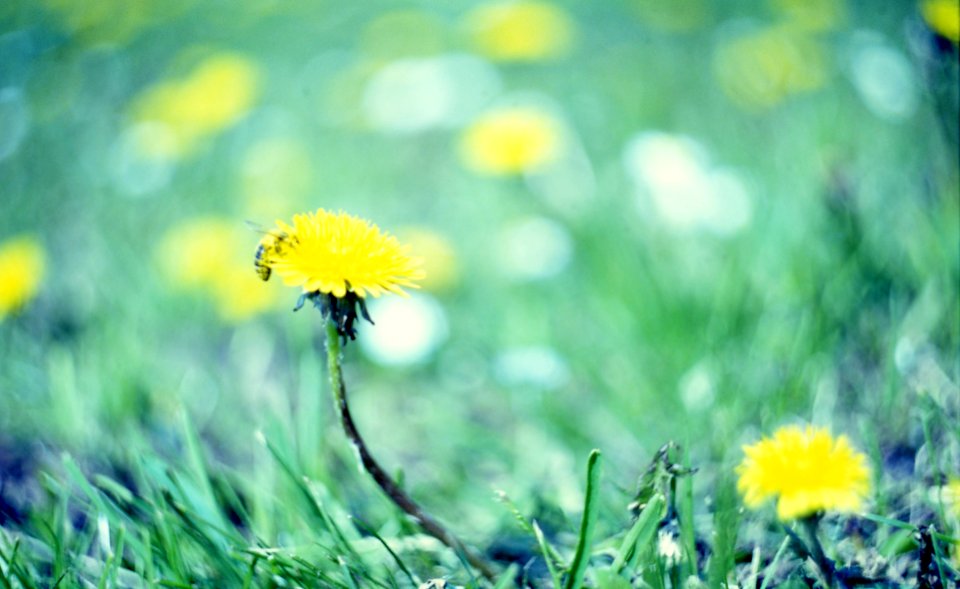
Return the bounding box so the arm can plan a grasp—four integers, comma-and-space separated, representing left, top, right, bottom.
759, 536, 790, 589
179, 408, 228, 532
563, 449, 602, 589
0, 539, 38, 589
533, 521, 563, 589
496, 490, 565, 573
242, 554, 260, 589
0, 539, 19, 589
707, 476, 740, 589
492, 563, 520, 589
338, 557, 359, 589
610, 493, 665, 574
352, 518, 418, 586
677, 451, 697, 577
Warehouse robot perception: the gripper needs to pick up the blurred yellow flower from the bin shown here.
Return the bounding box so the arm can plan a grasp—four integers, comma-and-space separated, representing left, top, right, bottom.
465, 1, 574, 62
131, 53, 260, 158
157, 217, 277, 321
38, 0, 192, 44
158, 218, 236, 290
769, 0, 845, 32
240, 138, 313, 220
460, 107, 563, 175
714, 26, 827, 109
259, 209, 424, 299
737, 425, 871, 520
361, 10, 447, 60
398, 228, 459, 292
0, 235, 45, 320
946, 477, 960, 518
922, 0, 960, 42
213, 267, 280, 322
631, 0, 708, 32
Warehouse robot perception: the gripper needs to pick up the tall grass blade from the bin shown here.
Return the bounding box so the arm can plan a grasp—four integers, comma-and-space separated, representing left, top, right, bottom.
563, 449, 602, 589
610, 493, 665, 574
497, 490, 565, 573
533, 521, 563, 589
492, 563, 520, 589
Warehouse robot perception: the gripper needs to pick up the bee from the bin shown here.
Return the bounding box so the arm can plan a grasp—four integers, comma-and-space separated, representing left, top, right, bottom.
251, 226, 295, 282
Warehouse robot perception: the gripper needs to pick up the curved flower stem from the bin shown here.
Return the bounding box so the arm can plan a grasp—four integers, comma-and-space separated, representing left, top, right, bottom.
798, 515, 839, 589
324, 319, 498, 581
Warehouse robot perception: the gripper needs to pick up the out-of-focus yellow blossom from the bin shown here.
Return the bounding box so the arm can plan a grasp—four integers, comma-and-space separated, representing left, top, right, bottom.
737, 425, 871, 520
361, 10, 447, 60
241, 138, 313, 220
714, 26, 827, 109
213, 267, 280, 322
157, 218, 236, 290
0, 235, 45, 321
945, 477, 960, 518
464, 1, 574, 62
131, 53, 260, 159
38, 0, 193, 44
631, 0, 708, 32
922, 0, 960, 42
398, 228, 459, 292
460, 107, 564, 175
769, 0, 845, 32
157, 217, 278, 321
945, 477, 960, 567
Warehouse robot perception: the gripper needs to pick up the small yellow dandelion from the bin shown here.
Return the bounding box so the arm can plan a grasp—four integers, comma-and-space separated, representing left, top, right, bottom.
922, 0, 960, 43
713, 26, 827, 109
945, 477, 960, 518
460, 107, 563, 175
736, 425, 871, 520
0, 235, 45, 320
464, 1, 575, 62
256, 209, 424, 339
769, 0, 846, 33
131, 52, 260, 158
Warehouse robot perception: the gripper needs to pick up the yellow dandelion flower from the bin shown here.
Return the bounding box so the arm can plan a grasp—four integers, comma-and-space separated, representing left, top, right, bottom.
460, 106, 564, 175
131, 53, 260, 158
0, 235, 45, 320
464, 1, 575, 62
259, 209, 424, 299
945, 477, 960, 518
631, 0, 708, 32
360, 10, 447, 60
736, 425, 871, 520
769, 0, 846, 33
256, 209, 424, 340
38, 0, 191, 45
922, 0, 960, 42
714, 26, 827, 109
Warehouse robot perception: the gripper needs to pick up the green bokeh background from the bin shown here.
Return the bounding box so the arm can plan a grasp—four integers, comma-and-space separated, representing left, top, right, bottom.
2, 0, 958, 550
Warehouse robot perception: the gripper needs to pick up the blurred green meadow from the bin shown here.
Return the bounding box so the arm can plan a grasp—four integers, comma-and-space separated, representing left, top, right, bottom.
1, 0, 958, 586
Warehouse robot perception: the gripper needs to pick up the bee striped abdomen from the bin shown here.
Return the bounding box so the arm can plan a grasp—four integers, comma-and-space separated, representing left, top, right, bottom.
254, 243, 272, 281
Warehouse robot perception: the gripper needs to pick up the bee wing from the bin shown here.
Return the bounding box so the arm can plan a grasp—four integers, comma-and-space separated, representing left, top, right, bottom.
244, 220, 271, 235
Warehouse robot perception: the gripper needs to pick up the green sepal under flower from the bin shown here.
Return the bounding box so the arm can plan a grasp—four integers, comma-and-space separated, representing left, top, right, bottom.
295, 289, 373, 343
